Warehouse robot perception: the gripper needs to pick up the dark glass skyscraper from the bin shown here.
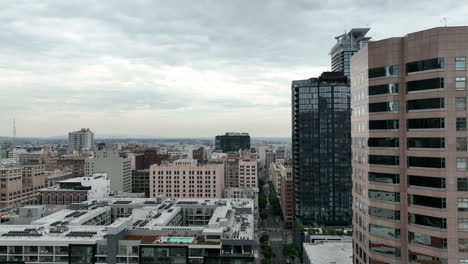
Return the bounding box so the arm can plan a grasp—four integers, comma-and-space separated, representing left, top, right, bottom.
215, 132, 250, 152
292, 72, 352, 226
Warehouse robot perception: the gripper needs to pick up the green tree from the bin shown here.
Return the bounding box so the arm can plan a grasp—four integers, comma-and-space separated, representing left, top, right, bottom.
260, 234, 269, 244
260, 210, 268, 220
261, 258, 272, 264
295, 217, 304, 232
283, 243, 298, 258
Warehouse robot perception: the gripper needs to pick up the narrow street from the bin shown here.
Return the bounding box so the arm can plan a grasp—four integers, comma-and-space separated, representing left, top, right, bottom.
258, 168, 295, 264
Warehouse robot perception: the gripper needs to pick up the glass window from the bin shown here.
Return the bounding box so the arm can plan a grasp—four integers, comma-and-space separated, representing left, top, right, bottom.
406, 57, 445, 73
369, 65, 399, 78
409, 213, 446, 229
408, 118, 444, 129
368, 138, 399, 148
407, 98, 444, 111
458, 138, 468, 151
460, 239, 468, 252
368, 172, 399, 184
369, 241, 401, 258
457, 97, 467, 111
409, 251, 447, 264
369, 102, 399, 112
459, 198, 468, 212
368, 207, 400, 220
368, 189, 400, 202
369, 83, 399, 96
369, 120, 399, 130
457, 77, 467, 91
458, 178, 468, 191
409, 232, 447, 249
369, 224, 400, 239
368, 155, 399, 166
456, 57, 466, 71
460, 218, 468, 231
408, 138, 445, 149
409, 175, 445, 189
409, 194, 446, 209
458, 158, 468, 171
407, 78, 444, 92
458, 118, 467, 131
408, 156, 445, 169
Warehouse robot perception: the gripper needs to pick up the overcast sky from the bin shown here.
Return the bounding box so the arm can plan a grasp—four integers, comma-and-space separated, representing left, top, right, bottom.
0, 0, 466, 138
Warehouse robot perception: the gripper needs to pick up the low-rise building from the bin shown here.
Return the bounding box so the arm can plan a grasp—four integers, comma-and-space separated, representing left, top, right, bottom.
149, 159, 225, 198
39, 173, 110, 205
303, 236, 352, 264
0, 164, 46, 214
279, 165, 294, 228
0, 197, 256, 264
131, 169, 150, 197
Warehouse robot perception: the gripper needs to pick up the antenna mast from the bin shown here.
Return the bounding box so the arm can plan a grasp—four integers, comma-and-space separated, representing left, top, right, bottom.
13, 118, 16, 146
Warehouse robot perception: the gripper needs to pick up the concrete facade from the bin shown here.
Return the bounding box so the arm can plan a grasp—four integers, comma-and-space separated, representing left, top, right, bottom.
85, 148, 132, 192
351, 26, 468, 264
149, 159, 225, 198
68, 128, 94, 153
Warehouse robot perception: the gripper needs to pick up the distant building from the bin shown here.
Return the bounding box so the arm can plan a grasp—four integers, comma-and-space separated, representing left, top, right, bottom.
224, 187, 259, 216
192, 146, 207, 161
268, 162, 281, 191
224, 157, 257, 189
0, 164, 46, 213
85, 146, 132, 192
39, 173, 110, 205
264, 151, 276, 170
215, 132, 250, 152
329, 28, 371, 76
292, 72, 352, 226
131, 169, 150, 197
0, 149, 8, 159
149, 159, 225, 198
68, 128, 94, 153
56, 157, 86, 177
134, 149, 169, 169
279, 164, 294, 228
45, 168, 74, 187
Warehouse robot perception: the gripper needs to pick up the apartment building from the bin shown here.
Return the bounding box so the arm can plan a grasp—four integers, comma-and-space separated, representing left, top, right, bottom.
351, 26, 468, 264
279, 164, 294, 228
0, 164, 46, 213
39, 173, 110, 205
149, 159, 225, 198
0, 197, 256, 264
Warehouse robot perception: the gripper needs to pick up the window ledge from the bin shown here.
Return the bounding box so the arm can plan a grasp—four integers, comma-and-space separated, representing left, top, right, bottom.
369, 111, 399, 114
369, 147, 399, 150
369, 76, 399, 81
369, 164, 400, 168
408, 109, 444, 113
409, 205, 446, 211
368, 93, 398, 98
407, 88, 444, 94
408, 186, 445, 191
408, 128, 444, 132
407, 68, 444, 75
369, 129, 400, 132
408, 148, 445, 151
408, 167, 445, 171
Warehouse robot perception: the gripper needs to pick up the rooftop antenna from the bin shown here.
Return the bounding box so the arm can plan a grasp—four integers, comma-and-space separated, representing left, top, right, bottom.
441, 17, 447, 27
13, 118, 16, 146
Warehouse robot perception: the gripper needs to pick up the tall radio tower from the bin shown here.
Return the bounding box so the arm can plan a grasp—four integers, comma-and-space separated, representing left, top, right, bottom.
13, 118, 16, 146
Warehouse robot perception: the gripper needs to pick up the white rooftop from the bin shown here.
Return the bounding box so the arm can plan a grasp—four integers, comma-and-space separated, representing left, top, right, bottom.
303, 242, 352, 264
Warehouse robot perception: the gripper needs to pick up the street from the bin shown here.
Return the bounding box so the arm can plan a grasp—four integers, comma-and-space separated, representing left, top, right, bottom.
258, 168, 296, 264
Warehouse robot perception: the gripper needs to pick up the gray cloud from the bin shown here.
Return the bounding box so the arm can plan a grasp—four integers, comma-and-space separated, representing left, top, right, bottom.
0, 0, 467, 137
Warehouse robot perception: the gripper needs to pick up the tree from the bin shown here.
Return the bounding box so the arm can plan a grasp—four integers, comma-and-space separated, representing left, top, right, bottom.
261, 258, 272, 264
295, 218, 304, 233
260, 210, 268, 220
259, 193, 267, 210
260, 234, 269, 244
283, 243, 298, 258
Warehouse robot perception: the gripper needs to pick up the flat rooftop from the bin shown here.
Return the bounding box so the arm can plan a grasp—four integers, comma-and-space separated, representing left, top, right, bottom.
303, 242, 352, 264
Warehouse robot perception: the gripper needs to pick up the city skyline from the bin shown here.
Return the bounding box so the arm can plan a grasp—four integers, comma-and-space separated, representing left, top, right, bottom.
1, 1, 467, 138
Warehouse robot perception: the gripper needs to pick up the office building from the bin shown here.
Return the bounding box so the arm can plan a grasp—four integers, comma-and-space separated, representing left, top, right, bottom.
149, 159, 225, 198
351, 26, 468, 264
223, 157, 257, 189
131, 169, 150, 197
193, 147, 208, 161
134, 149, 169, 170
85, 147, 132, 192
279, 164, 294, 228
39, 173, 110, 205
68, 128, 94, 153
329, 28, 371, 76
0, 197, 256, 264
264, 151, 276, 170
56, 157, 86, 177
0, 164, 46, 213
292, 72, 352, 226
215, 132, 250, 152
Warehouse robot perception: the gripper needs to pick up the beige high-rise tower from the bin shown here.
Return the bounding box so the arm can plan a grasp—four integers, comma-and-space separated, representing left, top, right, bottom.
351, 27, 468, 264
